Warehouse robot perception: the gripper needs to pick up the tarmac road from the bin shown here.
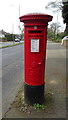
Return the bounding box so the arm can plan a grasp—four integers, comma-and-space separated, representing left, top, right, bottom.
2, 44, 24, 117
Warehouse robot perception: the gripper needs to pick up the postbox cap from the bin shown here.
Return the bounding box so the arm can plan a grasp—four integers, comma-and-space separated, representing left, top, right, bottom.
19, 13, 53, 23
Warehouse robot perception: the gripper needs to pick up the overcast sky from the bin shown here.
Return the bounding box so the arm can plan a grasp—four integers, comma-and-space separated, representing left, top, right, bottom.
0, 0, 66, 34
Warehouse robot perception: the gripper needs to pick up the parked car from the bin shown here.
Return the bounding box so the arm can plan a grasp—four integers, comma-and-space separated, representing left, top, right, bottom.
61, 36, 68, 45
15, 38, 20, 42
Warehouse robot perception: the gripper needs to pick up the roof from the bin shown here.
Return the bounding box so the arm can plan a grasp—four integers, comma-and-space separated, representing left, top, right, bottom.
0, 30, 9, 35
19, 13, 53, 23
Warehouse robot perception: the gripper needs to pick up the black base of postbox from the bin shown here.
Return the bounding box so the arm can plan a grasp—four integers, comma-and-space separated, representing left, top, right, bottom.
24, 83, 45, 105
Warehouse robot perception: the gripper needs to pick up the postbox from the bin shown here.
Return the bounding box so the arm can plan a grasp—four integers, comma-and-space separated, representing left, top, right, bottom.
20, 13, 53, 105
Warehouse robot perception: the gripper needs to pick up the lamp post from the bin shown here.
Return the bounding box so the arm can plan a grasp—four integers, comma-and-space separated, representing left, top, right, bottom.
11, 4, 21, 41
12, 23, 14, 44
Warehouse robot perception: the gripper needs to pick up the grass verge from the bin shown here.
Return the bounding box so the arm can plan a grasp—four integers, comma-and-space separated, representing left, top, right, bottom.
0, 42, 23, 49
10, 87, 54, 113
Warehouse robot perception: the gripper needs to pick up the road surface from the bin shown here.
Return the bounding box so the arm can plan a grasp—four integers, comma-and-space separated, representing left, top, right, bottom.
2, 44, 24, 117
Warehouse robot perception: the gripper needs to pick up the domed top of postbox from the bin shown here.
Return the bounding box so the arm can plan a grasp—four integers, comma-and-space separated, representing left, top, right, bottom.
19, 13, 53, 24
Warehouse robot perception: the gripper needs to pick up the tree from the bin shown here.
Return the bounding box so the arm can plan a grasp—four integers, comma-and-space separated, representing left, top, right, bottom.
5, 34, 15, 41
62, 1, 68, 34
50, 22, 61, 35
47, 28, 54, 40
45, 0, 68, 35
47, 22, 61, 40
45, 0, 62, 11
21, 28, 24, 40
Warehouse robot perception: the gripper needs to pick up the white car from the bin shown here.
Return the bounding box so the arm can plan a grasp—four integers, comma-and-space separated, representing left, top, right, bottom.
61, 36, 68, 45
15, 38, 20, 42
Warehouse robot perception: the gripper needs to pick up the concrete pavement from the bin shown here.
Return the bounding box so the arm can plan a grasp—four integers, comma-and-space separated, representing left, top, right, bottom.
2, 41, 67, 119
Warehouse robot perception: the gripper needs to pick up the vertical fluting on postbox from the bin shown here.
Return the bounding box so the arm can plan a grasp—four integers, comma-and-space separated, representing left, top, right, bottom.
19, 13, 53, 105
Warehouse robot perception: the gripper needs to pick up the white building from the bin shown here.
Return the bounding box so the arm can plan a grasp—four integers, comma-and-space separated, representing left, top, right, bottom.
0, 30, 7, 38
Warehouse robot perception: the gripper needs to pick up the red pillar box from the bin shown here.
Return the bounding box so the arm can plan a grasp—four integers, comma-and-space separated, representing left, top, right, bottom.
20, 13, 53, 105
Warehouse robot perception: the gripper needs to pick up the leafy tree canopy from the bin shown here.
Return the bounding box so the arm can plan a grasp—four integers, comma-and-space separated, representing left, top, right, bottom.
45, 0, 68, 35
62, 1, 68, 24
